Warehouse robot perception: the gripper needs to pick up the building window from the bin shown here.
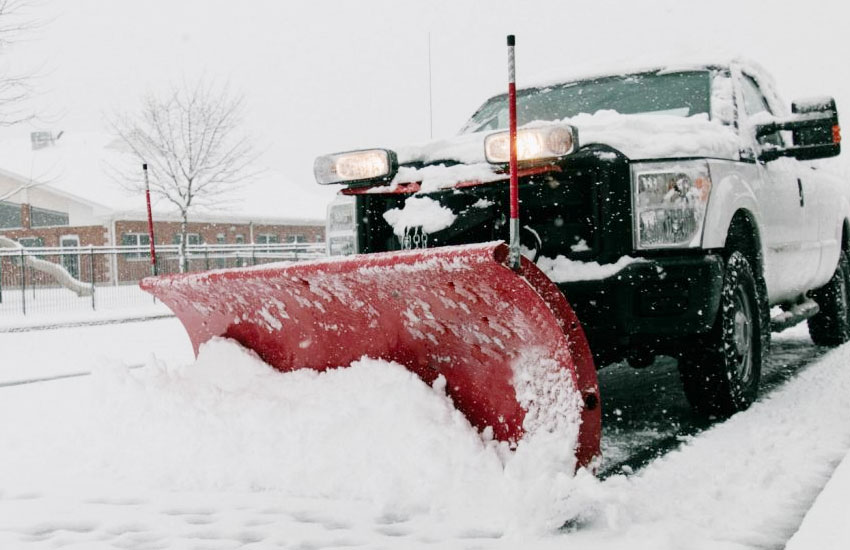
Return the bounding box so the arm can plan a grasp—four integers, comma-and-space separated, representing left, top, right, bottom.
235, 234, 245, 244
13, 236, 43, 265
121, 233, 150, 260
60, 235, 81, 279
216, 233, 226, 244
172, 233, 202, 246
30, 206, 69, 227
18, 236, 44, 248
0, 201, 22, 229
256, 234, 278, 244
285, 234, 306, 244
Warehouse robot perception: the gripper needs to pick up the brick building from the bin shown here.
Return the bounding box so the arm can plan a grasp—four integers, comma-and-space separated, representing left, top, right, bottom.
0, 131, 326, 284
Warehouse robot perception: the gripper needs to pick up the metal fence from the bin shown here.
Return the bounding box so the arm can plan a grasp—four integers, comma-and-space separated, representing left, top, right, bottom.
0, 243, 326, 319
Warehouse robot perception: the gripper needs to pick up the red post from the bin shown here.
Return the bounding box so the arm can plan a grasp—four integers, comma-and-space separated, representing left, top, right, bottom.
143, 163, 158, 276
507, 34, 520, 270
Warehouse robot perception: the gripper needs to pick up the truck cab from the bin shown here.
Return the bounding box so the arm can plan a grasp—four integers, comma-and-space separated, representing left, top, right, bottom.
318, 59, 846, 416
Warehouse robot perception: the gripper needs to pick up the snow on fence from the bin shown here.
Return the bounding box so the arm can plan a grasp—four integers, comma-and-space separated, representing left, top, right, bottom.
0, 243, 326, 319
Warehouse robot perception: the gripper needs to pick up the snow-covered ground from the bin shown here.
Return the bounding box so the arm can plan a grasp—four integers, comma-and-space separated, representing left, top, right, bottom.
0, 285, 171, 331
0, 321, 848, 549
0, 317, 191, 384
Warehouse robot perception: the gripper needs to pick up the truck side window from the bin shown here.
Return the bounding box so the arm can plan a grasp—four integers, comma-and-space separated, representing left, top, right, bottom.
740, 74, 784, 148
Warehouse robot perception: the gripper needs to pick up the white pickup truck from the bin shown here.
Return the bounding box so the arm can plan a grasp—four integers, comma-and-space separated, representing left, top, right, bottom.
317, 58, 846, 416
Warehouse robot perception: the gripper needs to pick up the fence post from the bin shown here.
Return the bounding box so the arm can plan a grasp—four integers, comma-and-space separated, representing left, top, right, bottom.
204, 245, 210, 271
20, 248, 25, 315
252, 246, 256, 266
89, 245, 96, 310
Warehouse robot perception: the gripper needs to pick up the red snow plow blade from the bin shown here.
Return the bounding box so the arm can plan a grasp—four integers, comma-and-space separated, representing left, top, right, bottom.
141, 242, 600, 468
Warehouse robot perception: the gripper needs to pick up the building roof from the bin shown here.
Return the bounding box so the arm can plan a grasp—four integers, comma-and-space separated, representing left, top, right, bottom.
0, 131, 326, 226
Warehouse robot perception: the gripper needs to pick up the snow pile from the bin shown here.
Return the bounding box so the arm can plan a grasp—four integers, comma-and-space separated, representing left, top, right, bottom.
0, 338, 587, 535
536, 254, 639, 283
562, 111, 740, 160
399, 162, 502, 192
383, 196, 457, 237
396, 131, 493, 167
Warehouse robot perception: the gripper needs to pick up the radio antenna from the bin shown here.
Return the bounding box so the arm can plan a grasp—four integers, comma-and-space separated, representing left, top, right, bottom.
428, 32, 433, 139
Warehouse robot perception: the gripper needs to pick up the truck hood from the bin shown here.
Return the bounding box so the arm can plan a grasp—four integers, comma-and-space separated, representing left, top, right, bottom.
390, 111, 741, 190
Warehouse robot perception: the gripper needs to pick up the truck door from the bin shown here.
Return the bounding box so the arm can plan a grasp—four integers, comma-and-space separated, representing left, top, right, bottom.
797, 161, 843, 289
737, 72, 819, 300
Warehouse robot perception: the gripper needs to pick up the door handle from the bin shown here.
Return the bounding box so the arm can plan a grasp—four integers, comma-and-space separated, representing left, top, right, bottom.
797, 178, 804, 207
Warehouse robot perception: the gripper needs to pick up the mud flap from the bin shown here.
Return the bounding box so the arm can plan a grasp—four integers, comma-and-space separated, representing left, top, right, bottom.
141, 242, 601, 468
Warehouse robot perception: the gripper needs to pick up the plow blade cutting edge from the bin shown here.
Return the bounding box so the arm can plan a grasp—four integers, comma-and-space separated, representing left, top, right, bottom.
141, 242, 601, 468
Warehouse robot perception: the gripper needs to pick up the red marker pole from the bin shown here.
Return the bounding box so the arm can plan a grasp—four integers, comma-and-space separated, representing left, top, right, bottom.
507, 34, 520, 270
143, 163, 158, 276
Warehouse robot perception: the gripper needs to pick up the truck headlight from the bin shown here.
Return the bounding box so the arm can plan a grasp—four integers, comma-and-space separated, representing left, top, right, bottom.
326, 195, 358, 256
484, 124, 578, 164
314, 149, 398, 186
632, 161, 712, 249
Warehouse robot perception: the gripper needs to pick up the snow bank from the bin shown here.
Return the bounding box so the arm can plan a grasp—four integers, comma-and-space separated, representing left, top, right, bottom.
544, 326, 850, 549
536, 254, 639, 283
0, 338, 586, 535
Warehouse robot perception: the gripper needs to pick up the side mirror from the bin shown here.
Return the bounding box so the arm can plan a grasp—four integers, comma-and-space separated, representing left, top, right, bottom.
756, 96, 841, 162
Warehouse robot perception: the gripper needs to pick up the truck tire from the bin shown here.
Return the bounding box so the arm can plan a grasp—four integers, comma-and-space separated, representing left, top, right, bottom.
679, 251, 763, 416
808, 250, 850, 346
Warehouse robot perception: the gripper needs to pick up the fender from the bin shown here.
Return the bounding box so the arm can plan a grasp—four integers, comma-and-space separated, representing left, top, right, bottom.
702, 161, 765, 253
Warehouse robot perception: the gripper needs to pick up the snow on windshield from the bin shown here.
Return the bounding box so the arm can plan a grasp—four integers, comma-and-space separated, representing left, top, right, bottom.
461, 70, 712, 134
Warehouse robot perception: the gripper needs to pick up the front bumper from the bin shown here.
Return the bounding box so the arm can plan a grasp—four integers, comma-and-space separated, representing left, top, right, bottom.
558, 254, 724, 362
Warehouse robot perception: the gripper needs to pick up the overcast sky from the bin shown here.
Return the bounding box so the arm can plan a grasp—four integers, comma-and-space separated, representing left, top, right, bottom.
1, 0, 848, 217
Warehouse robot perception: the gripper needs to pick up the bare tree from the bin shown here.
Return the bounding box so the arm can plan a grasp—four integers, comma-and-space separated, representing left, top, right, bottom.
110, 78, 259, 272
0, 0, 39, 126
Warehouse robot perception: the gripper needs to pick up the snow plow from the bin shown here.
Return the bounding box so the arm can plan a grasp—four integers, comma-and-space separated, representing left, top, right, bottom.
141, 242, 602, 468
141, 35, 601, 469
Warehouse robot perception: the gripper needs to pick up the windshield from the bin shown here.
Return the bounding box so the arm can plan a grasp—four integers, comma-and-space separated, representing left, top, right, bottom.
460, 70, 712, 134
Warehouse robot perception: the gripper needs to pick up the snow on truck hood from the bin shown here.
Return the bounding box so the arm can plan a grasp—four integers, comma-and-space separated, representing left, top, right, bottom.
389, 111, 740, 190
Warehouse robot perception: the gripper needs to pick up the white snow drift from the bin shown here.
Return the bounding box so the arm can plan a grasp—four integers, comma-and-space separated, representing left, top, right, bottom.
0, 338, 585, 535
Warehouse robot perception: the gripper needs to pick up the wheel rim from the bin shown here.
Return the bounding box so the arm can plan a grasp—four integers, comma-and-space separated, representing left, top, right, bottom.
732, 284, 753, 382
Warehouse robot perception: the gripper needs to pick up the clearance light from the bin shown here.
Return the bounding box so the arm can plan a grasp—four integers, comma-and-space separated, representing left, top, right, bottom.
484, 124, 578, 164
833, 124, 842, 144
314, 149, 398, 185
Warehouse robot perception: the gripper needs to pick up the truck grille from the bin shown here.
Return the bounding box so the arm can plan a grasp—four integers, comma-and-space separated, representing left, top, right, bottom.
356, 147, 631, 264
